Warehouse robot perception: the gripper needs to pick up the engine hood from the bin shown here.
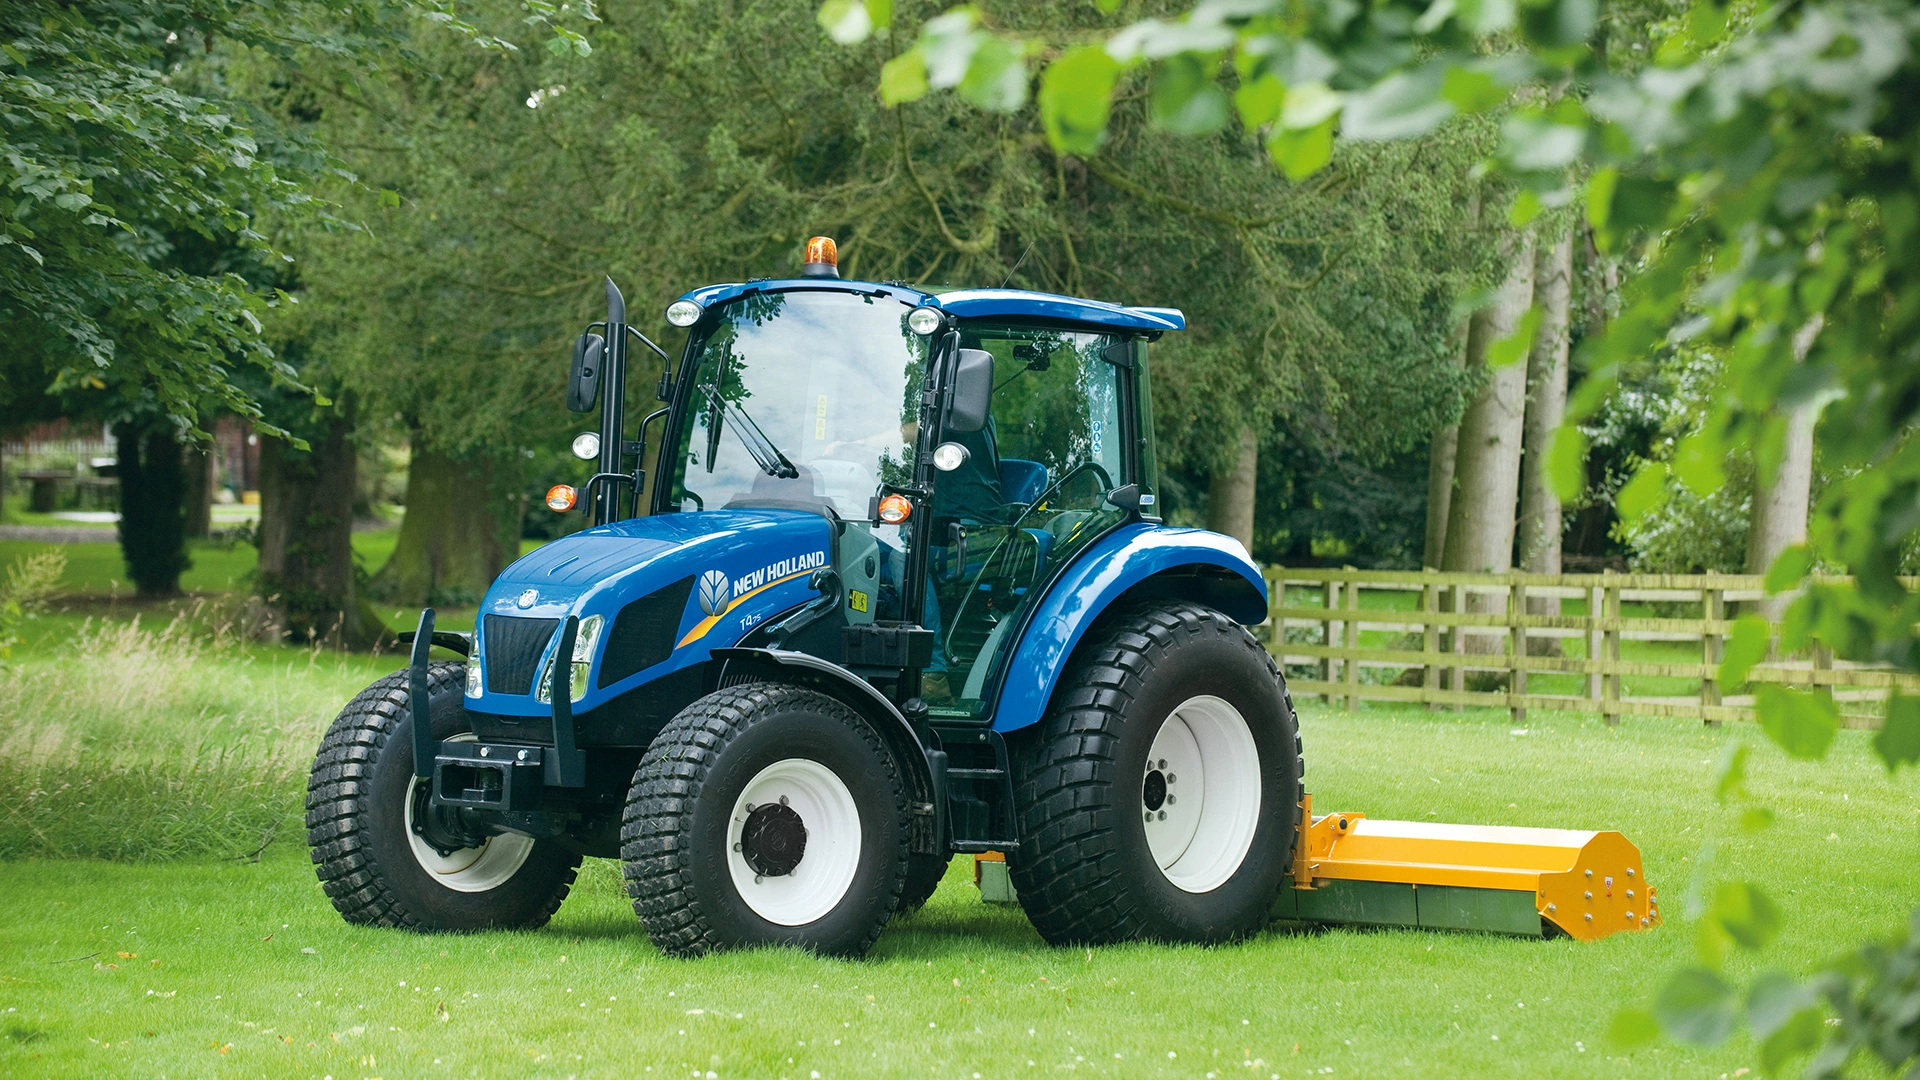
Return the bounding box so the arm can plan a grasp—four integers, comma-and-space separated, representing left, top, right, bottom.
469, 509, 834, 716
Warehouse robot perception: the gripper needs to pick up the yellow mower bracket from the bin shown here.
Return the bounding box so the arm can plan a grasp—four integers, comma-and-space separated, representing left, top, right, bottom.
1281, 795, 1660, 941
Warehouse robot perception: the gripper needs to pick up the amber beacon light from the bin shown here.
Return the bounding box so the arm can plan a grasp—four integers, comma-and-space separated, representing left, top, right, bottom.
545, 484, 578, 512
801, 236, 839, 278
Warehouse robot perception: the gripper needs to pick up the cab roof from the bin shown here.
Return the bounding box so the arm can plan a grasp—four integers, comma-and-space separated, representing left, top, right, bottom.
674, 279, 1185, 334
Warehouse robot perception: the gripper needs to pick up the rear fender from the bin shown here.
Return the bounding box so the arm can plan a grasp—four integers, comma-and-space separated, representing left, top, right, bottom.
987, 523, 1266, 733
709, 648, 945, 857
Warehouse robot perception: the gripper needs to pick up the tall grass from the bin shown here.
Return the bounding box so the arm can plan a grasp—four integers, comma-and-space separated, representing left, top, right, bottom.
0, 611, 386, 861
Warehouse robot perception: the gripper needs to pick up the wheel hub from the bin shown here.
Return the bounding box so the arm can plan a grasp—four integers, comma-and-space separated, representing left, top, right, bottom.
740, 799, 808, 877
1142, 768, 1168, 812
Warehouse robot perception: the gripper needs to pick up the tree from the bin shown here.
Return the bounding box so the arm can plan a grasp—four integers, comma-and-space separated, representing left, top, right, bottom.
1441, 230, 1534, 578
255, 396, 387, 647
114, 419, 191, 596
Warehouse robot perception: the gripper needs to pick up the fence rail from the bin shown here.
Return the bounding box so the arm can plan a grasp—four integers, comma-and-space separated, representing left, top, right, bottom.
1261, 567, 1915, 728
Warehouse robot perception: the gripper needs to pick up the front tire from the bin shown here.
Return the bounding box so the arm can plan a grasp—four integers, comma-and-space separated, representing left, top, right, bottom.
1008, 602, 1303, 945
305, 662, 581, 930
621, 683, 910, 957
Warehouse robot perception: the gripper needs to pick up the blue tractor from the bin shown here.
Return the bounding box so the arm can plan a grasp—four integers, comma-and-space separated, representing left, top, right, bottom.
306, 238, 1302, 956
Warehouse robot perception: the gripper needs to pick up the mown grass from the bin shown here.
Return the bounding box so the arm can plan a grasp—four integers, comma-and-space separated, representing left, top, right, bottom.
2, 662, 1917, 1077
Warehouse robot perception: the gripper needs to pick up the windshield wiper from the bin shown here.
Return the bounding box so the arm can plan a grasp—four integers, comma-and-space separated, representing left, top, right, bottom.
699, 383, 798, 479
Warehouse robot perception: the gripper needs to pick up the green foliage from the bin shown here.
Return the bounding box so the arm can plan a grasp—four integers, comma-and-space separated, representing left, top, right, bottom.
856, 0, 1920, 1071
0, 548, 66, 661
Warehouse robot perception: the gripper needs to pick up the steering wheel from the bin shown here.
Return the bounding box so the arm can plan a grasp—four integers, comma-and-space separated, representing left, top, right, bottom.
944, 459, 1115, 657
1002, 460, 1113, 539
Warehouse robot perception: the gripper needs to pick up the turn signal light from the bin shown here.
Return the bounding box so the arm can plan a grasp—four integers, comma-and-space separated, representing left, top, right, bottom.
876, 493, 911, 524
546, 484, 578, 512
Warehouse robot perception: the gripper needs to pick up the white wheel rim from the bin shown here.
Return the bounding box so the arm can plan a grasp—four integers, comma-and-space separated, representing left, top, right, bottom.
727, 758, 863, 926
1142, 695, 1261, 893
402, 734, 536, 893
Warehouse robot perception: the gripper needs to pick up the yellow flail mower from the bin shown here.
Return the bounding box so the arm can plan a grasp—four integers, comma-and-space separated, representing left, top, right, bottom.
979, 795, 1660, 941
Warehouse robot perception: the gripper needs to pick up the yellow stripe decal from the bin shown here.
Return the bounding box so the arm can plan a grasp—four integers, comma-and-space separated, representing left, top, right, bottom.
676, 569, 816, 649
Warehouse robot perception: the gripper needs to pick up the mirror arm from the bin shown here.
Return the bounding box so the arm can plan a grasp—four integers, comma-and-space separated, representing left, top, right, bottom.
625, 324, 671, 363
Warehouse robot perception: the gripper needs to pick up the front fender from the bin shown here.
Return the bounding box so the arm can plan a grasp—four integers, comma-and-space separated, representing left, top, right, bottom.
987, 523, 1267, 733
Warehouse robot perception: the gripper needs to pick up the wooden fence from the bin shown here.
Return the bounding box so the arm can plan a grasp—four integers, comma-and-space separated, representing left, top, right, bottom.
1262, 568, 1913, 728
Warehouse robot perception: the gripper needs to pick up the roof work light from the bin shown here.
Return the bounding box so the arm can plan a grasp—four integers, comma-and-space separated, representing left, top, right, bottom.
801, 236, 839, 278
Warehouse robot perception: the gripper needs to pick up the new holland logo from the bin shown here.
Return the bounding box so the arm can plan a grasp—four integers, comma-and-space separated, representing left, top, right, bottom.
697, 569, 732, 616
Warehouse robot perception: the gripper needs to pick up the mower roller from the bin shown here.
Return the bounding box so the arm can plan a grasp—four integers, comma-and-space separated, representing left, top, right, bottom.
306, 238, 1659, 955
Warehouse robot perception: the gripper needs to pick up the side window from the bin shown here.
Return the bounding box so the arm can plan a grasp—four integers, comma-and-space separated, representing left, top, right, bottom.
923, 326, 1128, 716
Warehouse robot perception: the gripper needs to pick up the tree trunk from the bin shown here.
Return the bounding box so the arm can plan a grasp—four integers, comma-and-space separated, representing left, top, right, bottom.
1424, 187, 1479, 572
1444, 231, 1536, 655
1520, 234, 1573, 650
115, 424, 191, 597
370, 445, 520, 606
182, 443, 215, 539
256, 409, 387, 648
1744, 316, 1823, 619
1206, 426, 1258, 556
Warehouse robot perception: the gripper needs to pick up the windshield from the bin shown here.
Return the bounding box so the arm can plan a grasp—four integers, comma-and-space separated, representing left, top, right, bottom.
668, 290, 927, 518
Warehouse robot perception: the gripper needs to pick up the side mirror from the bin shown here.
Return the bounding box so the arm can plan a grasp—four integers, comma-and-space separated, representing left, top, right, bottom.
945, 348, 993, 433
1105, 483, 1141, 514
569, 332, 604, 413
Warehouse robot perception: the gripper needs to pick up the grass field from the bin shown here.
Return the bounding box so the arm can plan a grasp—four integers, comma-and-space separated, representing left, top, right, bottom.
2, 666, 1916, 1076
2, 550, 1916, 1078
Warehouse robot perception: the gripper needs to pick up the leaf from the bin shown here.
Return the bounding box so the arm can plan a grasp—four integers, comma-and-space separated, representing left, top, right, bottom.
1740, 805, 1776, 832
1149, 54, 1228, 134
1440, 64, 1506, 112
1653, 967, 1738, 1047
1758, 1007, 1822, 1076
1872, 693, 1920, 772
1584, 166, 1618, 231
1748, 971, 1816, 1040
818, 0, 874, 45
1548, 425, 1588, 503
1233, 73, 1285, 130
1713, 741, 1748, 802
1280, 81, 1341, 130
958, 37, 1028, 113
1719, 616, 1769, 687
1754, 685, 1838, 761
1614, 462, 1668, 523
1672, 430, 1726, 495
1763, 545, 1813, 594
1710, 881, 1783, 952
1266, 117, 1335, 181
1340, 69, 1453, 140
1038, 46, 1122, 155
1488, 306, 1541, 367
1607, 1007, 1660, 1047
1508, 187, 1542, 227
879, 50, 930, 106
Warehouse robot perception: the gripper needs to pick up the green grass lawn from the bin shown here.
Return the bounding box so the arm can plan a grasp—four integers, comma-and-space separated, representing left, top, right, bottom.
3, 694, 1916, 1079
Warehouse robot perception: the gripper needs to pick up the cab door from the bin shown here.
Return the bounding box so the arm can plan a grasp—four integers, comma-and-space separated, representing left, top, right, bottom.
923, 326, 1131, 718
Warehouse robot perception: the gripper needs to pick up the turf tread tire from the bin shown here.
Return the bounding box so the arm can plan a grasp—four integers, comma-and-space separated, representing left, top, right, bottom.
1007, 601, 1304, 946
305, 662, 580, 930
620, 682, 909, 957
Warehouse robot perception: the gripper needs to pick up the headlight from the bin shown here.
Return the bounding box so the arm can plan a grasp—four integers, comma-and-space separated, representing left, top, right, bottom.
535, 614, 603, 703
465, 661, 483, 697
907, 306, 942, 336
571, 432, 600, 460
666, 300, 702, 327
932, 441, 970, 471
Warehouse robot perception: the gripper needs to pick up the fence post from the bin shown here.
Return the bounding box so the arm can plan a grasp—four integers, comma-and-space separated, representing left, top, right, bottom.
1587, 581, 1603, 703
1422, 578, 1440, 711
1451, 583, 1467, 713
1813, 642, 1834, 707
1510, 580, 1527, 725
1344, 571, 1362, 711
1603, 572, 1622, 726
1267, 566, 1285, 649
1702, 586, 1724, 726
1322, 579, 1339, 705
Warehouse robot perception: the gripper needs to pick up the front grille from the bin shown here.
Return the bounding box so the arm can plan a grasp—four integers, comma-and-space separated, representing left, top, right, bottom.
599, 576, 695, 688
483, 614, 560, 695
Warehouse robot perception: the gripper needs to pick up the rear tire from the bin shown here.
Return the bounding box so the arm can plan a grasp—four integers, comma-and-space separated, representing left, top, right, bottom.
305, 662, 581, 930
1007, 602, 1303, 945
898, 852, 950, 913
621, 683, 909, 957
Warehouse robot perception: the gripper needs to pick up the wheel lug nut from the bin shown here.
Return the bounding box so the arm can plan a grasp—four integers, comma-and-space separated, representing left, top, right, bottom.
1157, 759, 1167, 769
1166, 794, 1176, 806
733, 842, 742, 852
779, 795, 789, 806
1166, 773, 1176, 784
1157, 810, 1166, 821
